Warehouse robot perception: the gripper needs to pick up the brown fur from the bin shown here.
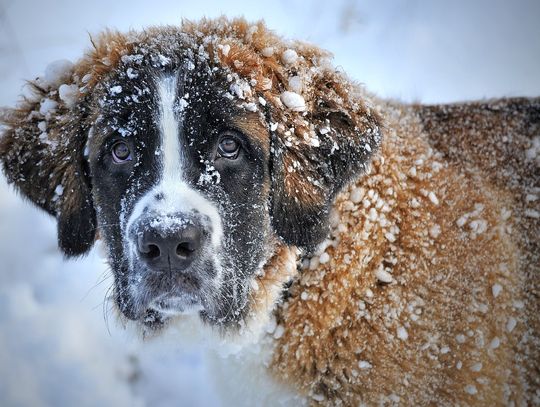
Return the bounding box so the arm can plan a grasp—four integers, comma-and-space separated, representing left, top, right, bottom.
0, 81, 96, 255
0, 17, 538, 405
271, 99, 539, 405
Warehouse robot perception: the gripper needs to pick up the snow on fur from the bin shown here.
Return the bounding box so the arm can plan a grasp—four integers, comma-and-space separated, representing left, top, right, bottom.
0, 16, 538, 407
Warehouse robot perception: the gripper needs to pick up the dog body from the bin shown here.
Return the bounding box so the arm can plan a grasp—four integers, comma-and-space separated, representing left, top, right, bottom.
269, 99, 540, 405
1, 18, 538, 405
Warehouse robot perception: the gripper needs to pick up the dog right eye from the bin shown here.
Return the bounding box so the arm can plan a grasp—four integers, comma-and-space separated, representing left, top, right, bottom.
111, 141, 132, 163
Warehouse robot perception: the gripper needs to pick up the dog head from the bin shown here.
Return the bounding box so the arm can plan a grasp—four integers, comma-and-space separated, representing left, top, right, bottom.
0, 18, 381, 334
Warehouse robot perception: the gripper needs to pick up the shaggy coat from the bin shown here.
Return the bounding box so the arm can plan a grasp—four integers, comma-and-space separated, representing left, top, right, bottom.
0, 17, 538, 406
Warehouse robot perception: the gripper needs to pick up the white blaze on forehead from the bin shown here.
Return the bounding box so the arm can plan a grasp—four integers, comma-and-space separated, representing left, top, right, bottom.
124, 74, 223, 249
158, 75, 183, 182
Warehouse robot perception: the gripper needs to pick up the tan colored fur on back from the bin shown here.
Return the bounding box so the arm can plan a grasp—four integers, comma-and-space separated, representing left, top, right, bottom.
272, 99, 539, 405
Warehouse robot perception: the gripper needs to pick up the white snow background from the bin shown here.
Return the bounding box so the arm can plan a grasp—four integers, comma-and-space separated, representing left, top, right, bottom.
0, 0, 539, 406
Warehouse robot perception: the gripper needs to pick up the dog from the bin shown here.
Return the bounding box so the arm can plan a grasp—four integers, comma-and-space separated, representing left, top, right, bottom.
1, 17, 538, 406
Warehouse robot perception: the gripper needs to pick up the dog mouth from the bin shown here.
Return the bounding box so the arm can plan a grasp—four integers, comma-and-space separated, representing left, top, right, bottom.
116, 241, 246, 328
147, 292, 203, 316
135, 292, 204, 330
115, 262, 208, 327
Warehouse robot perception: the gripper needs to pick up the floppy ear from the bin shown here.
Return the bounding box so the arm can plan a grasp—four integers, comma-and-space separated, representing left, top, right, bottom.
269, 72, 382, 250
0, 73, 97, 257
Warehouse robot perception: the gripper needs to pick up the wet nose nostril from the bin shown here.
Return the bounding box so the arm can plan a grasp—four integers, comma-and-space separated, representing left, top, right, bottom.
176, 241, 195, 258
137, 234, 162, 259
146, 244, 161, 259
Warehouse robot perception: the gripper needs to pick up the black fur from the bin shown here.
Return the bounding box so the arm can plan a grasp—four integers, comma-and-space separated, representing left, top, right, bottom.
269, 85, 381, 251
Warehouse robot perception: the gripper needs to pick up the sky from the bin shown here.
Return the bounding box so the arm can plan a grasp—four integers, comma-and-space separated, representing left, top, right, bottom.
0, 1, 539, 406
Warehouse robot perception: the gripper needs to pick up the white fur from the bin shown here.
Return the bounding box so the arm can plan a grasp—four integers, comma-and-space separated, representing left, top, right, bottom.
124, 74, 223, 248
159, 75, 182, 185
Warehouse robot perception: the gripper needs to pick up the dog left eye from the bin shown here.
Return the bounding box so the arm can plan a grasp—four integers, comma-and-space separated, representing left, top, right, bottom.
217, 134, 241, 159
111, 141, 132, 163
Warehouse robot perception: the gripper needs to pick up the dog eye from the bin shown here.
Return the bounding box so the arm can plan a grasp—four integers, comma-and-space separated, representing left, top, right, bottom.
111, 141, 132, 163
217, 134, 241, 159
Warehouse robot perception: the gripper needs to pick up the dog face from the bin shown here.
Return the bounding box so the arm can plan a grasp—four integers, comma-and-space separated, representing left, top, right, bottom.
89, 58, 275, 326
0, 19, 381, 333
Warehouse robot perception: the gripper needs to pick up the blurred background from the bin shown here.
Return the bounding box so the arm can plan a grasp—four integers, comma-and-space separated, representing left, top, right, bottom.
0, 0, 539, 406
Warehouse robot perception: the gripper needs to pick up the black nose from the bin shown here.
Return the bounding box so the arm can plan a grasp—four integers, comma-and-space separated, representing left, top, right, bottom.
137, 218, 203, 272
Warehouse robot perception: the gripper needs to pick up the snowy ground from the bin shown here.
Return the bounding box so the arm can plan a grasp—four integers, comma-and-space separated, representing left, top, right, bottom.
0, 1, 539, 406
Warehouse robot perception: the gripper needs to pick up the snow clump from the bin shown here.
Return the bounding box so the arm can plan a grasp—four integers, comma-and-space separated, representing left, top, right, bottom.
280, 91, 306, 111
39, 98, 58, 118
261, 47, 274, 57
58, 84, 79, 108
281, 49, 298, 65
41, 59, 74, 88
288, 76, 303, 93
